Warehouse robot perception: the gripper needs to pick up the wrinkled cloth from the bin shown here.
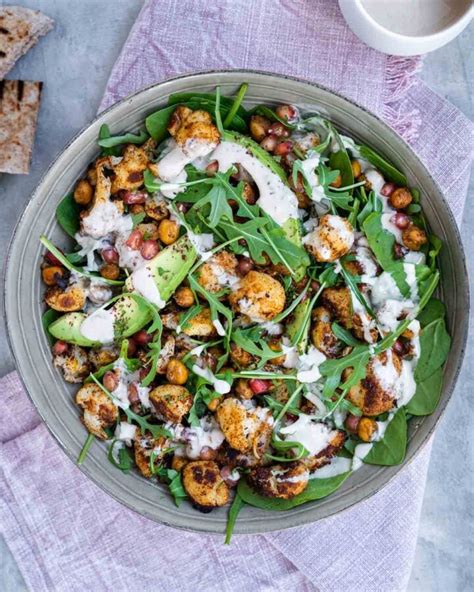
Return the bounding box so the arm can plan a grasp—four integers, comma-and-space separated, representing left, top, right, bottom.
1, 1, 472, 591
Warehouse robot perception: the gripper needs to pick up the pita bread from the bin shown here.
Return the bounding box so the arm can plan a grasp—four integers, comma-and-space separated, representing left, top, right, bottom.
0, 6, 54, 79
0, 79, 42, 174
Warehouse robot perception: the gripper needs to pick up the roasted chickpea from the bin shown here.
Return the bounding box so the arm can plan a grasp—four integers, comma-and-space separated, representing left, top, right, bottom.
174, 286, 194, 308
129, 203, 145, 215
350, 160, 362, 178
171, 456, 188, 472
358, 417, 377, 442
42, 265, 67, 286
74, 179, 94, 205
249, 115, 271, 142
389, 187, 413, 209
242, 182, 257, 205
230, 343, 253, 367
330, 173, 342, 188
100, 263, 120, 280
86, 166, 97, 187
144, 198, 169, 221
268, 340, 285, 365
166, 358, 189, 385
207, 396, 222, 412
158, 219, 180, 245
235, 378, 254, 400
402, 225, 428, 251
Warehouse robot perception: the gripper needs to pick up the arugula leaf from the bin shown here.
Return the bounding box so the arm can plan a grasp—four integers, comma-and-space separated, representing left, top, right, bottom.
214, 86, 225, 135
56, 193, 82, 238
192, 184, 233, 228
319, 345, 371, 398
428, 234, 443, 271
364, 408, 407, 466
339, 258, 376, 318
225, 493, 245, 544
155, 467, 188, 507
406, 367, 444, 416
231, 326, 283, 368
98, 128, 149, 148
359, 145, 408, 186
145, 105, 176, 142
107, 439, 134, 472
77, 432, 95, 465
42, 309, 61, 345
331, 322, 361, 346
237, 472, 350, 510
223, 83, 249, 128
178, 304, 204, 332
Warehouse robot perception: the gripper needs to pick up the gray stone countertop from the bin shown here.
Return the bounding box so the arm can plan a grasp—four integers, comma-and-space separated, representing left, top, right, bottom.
0, 1, 472, 590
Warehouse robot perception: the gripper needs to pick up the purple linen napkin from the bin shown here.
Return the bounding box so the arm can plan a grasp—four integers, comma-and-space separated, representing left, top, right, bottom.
1, 1, 472, 591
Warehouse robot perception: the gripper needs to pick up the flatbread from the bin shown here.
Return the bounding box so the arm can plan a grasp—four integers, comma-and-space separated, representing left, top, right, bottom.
0, 6, 54, 79
0, 79, 42, 174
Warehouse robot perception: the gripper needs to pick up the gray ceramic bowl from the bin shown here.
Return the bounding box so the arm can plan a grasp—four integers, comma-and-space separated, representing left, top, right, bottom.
5, 70, 469, 534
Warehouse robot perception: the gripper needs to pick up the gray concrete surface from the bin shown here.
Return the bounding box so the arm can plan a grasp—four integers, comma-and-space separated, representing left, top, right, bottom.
0, 1, 472, 590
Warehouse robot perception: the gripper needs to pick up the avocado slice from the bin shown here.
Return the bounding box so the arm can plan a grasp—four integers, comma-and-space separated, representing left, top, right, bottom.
49, 236, 197, 346
222, 131, 307, 281
285, 299, 312, 353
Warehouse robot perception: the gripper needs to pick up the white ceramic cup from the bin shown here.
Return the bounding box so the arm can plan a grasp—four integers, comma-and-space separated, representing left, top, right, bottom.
339, 0, 473, 56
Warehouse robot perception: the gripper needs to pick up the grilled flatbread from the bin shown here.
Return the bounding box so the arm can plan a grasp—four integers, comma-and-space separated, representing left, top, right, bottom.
0, 79, 42, 174
0, 6, 54, 79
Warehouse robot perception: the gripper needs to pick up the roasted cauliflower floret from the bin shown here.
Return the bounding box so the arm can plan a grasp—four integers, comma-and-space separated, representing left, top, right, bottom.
110, 139, 156, 194
197, 251, 239, 293
248, 462, 309, 499
45, 285, 86, 312
346, 350, 402, 416
53, 345, 90, 383
303, 214, 354, 262
134, 432, 169, 478
216, 398, 274, 457
311, 306, 345, 358
75, 383, 118, 440
321, 286, 352, 329
168, 106, 220, 151
182, 460, 229, 509
162, 307, 217, 337
229, 271, 285, 322
88, 346, 119, 370
304, 429, 346, 471
149, 384, 193, 424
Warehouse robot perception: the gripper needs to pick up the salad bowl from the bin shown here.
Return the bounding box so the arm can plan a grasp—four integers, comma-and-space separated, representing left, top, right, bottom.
4, 70, 469, 534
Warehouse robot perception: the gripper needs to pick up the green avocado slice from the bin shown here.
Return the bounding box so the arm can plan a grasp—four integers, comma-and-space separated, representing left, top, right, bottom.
49, 235, 197, 346
222, 131, 307, 281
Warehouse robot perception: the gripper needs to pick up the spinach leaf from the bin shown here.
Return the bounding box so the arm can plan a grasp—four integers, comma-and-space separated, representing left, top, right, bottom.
98, 128, 148, 148
406, 367, 443, 416
414, 318, 451, 383
145, 105, 176, 142
237, 472, 350, 510
328, 124, 354, 189
56, 193, 82, 238
168, 91, 248, 119
225, 493, 245, 544
428, 234, 443, 271
364, 408, 407, 466
363, 212, 396, 270
417, 298, 446, 327
42, 309, 61, 345
223, 83, 249, 129
98, 124, 122, 156
359, 146, 408, 186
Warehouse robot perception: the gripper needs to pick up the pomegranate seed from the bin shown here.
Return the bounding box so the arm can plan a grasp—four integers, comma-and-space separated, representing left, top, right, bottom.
127, 340, 137, 357
311, 280, 321, 292
391, 212, 410, 230
101, 247, 119, 264
268, 122, 289, 137
122, 191, 147, 205
275, 104, 298, 122
125, 229, 143, 250
140, 239, 160, 260
133, 329, 153, 346
345, 414, 360, 434
52, 340, 68, 356
393, 243, 407, 259
381, 182, 397, 197
260, 135, 277, 152
128, 382, 140, 405
45, 250, 63, 266
274, 141, 293, 156
103, 370, 119, 392
206, 160, 218, 176
249, 378, 270, 394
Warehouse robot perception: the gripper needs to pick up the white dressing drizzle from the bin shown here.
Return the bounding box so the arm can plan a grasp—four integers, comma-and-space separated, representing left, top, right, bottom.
191, 364, 231, 395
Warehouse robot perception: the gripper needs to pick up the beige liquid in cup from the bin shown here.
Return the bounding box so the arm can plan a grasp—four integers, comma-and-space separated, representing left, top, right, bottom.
361, 0, 471, 37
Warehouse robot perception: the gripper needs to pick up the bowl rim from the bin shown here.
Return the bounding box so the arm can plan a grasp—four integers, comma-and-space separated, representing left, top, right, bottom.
351, 0, 473, 42
4, 68, 470, 534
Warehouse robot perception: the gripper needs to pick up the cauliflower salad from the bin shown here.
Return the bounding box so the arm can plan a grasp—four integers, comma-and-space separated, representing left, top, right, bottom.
40, 84, 450, 541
